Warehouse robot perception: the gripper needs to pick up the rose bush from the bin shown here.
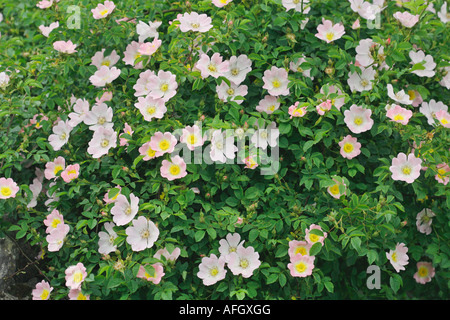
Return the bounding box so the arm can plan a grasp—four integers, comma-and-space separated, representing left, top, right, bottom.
0, 0, 449, 300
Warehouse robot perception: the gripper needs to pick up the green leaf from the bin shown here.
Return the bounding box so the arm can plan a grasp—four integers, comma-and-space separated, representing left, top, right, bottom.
194, 230, 205, 242
249, 228, 259, 242
351, 237, 362, 252
309, 242, 322, 256
266, 273, 278, 284
324, 281, 334, 293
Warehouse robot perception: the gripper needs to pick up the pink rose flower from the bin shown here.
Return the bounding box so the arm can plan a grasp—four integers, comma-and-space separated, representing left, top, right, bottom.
44, 156, 66, 180
195, 53, 230, 79
91, 49, 120, 69
60, 164, 80, 183
315, 18, 345, 43
110, 193, 139, 226
32, 280, 53, 300
53, 40, 77, 54
91, 1, 116, 19
393, 11, 419, 28
197, 254, 227, 286
288, 254, 315, 278
65, 263, 88, 290
39, 21, 59, 37
149, 131, 177, 157
386, 243, 409, 273
389, 152, 422, 183
125, 216, 159, 252
288, 101, 308, 118
87, 127, 117, 158
386, 104, 413, 125
138, 141, 157, 161
227, 245, 261, 278
137, 263, 165, 284
288, 240, 312, 259
338, 135, 361, 159
89, 65, 121, 87
177, 12, 213, 33
414, 262, 435, 284
160, 156, 188, 181
262, 66, 290, 96
134, 95, 167, 121
305, 224, 327, 245
344, 104, 374, 133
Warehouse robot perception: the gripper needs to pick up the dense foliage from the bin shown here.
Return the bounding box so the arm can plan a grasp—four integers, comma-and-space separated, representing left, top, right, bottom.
0, 0, 449, 300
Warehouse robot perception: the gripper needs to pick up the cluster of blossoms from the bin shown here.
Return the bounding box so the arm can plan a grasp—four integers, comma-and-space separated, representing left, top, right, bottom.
197, 233, 261, 285
3, 0, 444, 300
385, 242, 436, 285
32, 262, 89, 300
287, 224, 327, 277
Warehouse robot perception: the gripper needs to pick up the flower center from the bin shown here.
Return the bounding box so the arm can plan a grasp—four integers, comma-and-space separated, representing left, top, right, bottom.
440, 118, 449, 125
101, 60, 110, 67
125, 206, 132, 215
295, 247, 307, 256
147, 148, 156, 157
260, 130, 268, 139
402, 165, 412, 175
393, 114, 404, 121
101, 139, 109, 148
272, 80, 281, 88
98, 117, 106, 125
231, 68, 239, 76
309, 234, 319, 243
140, 229, 150, 239
215, 141, 223, 150
77, 293, 87, 300
437, 168, 447, 179
326, 32, 335, 41
354, 117, 363, 126
418, 267, 428, 277
208, 64, 217, 72
360, 79, 369, 87
54, 165, 63, 175
67, 169, 77, 176
0, 187, 11, 197
295, 262, 307, 273
100, 9, 109, 16
159, 140, 170, 151
329, 184, 340, 195
73, 271, 83, 283
343, 142, 354, 153
147, 106, 156, 115
60, 133, 67, 140
188, 134, 197, 145
160, 83, 169, 92
269, 105, 276, 112
191, 23, 200, 29
169, 165, 181, 176
408, 90, 416, 100
51, 218, 61, 228
239, 259, 249, 269
226, 88, 235, 95
210, 267, 219, 276
40, 289, 49, 300
391, 252, 397, 262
